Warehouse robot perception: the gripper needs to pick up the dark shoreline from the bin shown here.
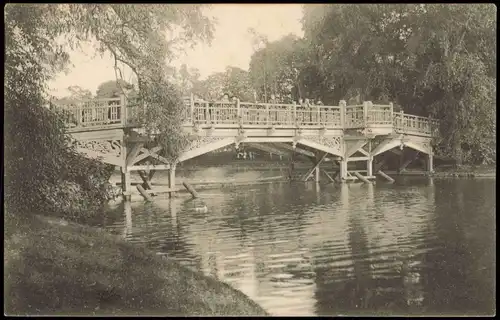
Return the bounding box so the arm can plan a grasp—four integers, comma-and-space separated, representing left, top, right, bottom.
4, 212, 269, 316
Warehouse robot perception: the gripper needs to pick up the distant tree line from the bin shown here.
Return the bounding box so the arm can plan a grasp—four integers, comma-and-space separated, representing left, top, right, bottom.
179, 4, 495, 165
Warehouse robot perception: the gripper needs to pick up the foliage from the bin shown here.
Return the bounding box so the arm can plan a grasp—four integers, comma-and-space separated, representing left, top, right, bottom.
67, 85, 93, 99
172, 63, 201, 96
222, 67, 255, 101
300, 3, 496, 164
135, 75, 193, 164
95, 79, 135, 99
52, 86, 93, 106
193, 72, 226, 100
4, 4, 111, 218
192, 66, 254, 101
249, 34, 314, 103
4, 4, 214, 219
59, 4, 215, 162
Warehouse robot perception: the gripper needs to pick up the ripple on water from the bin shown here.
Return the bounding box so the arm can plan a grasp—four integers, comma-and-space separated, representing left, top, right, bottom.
101, 173, 495, 316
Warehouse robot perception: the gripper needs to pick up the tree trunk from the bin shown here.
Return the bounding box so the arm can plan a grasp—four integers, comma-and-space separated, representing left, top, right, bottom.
453, 136, 463, 166
296, 79, 303, 100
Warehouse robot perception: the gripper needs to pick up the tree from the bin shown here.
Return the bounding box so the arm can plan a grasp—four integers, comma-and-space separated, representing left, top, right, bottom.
249, 34, 313, 103
67, 85, 92, 100
95, 79, 134, 98
173, 64, 202, 96
54, 85, 93, 105
192, 72, 226, 100
4, 4, 214, 218
192, 67, 254, 101
223, 67, 255, 101
301, 4, 496, 164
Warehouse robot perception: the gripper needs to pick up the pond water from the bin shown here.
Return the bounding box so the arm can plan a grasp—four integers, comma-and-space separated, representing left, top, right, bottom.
99, 166, 495, 316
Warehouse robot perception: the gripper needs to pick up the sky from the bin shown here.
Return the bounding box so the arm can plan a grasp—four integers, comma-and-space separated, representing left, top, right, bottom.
47, 4, 304, 98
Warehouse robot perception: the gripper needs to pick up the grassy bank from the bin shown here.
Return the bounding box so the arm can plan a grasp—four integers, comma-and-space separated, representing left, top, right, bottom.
4, 213, 268, 316
385, 165, 496, 178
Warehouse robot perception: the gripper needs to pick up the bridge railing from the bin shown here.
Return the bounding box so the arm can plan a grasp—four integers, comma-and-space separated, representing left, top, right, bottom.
54, 95, 439, 137
240, 102, 285, 126
53, 97, 125, 129
393, 112, 439, 136
295, 105, 343, 127
190, 101, 343, 128
367, 103, 393, 126
344, 104, 365, 128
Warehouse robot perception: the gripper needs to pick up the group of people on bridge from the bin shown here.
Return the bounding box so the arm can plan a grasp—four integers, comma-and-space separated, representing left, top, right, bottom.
189, 93, 329, 124
192, 93, 324, 107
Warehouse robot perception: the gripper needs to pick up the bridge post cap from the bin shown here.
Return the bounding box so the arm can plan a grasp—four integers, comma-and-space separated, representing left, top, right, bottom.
339, 100, 347, 106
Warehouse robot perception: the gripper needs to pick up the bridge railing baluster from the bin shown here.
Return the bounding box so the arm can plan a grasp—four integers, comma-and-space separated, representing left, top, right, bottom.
55, 95, 438, 138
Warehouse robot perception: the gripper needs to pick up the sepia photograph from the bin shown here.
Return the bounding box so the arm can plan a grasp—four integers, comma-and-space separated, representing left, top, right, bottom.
4, 3, 496, 316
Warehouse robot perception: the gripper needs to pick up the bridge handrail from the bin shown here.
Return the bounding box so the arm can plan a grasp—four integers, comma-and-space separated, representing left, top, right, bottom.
54, 95, 439, 137
52, 96, 125, 128
393, 111, 438, 135
344, 104, 365, 128
367, 103, 393, 126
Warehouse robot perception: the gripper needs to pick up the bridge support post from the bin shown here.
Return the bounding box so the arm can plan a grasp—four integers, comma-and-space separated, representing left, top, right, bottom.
366, 140, 373, 177
168, 164, 176, 198
339, 158, 348, 183
367, 156, 373, 177
427, 153, 434, 173
121, 167, 131, 201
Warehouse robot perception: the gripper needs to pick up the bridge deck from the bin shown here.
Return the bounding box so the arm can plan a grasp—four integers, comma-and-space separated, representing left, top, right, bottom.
54, 96, 439, 138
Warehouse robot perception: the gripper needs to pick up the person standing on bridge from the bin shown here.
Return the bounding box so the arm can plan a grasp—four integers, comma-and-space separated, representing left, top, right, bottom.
269, 94, 278, 124
295, 98, 304, 125
231, 96, 238, 123
304, 98, 312, 124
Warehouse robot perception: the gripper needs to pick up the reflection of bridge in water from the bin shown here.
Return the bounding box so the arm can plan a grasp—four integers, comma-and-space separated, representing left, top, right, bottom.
109, 180, 436, 316
54, 95, 439, 199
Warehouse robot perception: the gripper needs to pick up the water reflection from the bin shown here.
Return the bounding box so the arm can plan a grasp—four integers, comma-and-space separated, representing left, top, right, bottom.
124, 200, 132, 239
102, 169, 495, 316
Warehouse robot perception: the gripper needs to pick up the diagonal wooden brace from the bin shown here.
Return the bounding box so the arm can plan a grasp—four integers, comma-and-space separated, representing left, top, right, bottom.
138, 170, 156, 196
132, 146, 163, 164
345, 140, 368, 158
272, 142, 316, 159
322, 169, 335, 183
302, 152, 328, 181
126, 142, 145, 167
398, 151, 420, 173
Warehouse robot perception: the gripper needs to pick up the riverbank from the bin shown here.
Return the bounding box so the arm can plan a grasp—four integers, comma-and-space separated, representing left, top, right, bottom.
178, 160, 314, 170
4, 213, 268, 316
386, 165, 496, 178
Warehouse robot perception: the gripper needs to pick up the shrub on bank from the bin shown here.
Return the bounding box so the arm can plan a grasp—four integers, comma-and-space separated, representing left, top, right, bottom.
4, 97, 114, 221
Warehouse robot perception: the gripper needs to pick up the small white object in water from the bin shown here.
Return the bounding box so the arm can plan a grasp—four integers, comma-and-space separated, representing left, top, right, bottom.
272, 273, 294, 280
194, 205, 208, 213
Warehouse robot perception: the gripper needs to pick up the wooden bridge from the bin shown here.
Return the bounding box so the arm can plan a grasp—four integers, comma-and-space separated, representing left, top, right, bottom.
54, 95, 439, 199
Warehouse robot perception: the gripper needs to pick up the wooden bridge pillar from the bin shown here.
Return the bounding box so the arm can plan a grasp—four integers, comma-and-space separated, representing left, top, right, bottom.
427, 153, 434, 173
120, 138, 132, 201
339, 158, 348, 183
367, 156, 373, 177
168, 164, 177, 198
121, 167, 131, 201
367, 140, 373, 177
